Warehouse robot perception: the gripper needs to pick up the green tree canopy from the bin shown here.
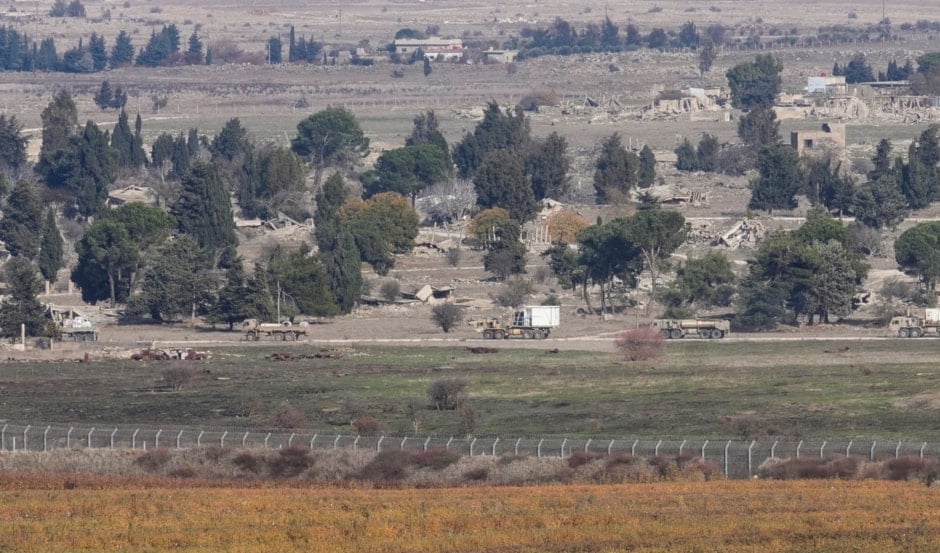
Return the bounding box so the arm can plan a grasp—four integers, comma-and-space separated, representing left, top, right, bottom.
453, 101, 530, 179
39, 120, 116, 219
593, 133, 639, 204
314, 173, 361, 314
126, 235, 214, 322
660, 251, 736, 318
748, 144, 802, 212
405, 110, 452, 170
267, 245, 338, 318
473, 149, 537, 223
211, 118, 251, 162
737, 105, 780, 151
0, 114, 28, 172
37, 89, 78, 166
526, 131, 571, 200
0, 257, 51, 338
38, 208, 64, 284
0, 180, 43, 259
237, 145, 308, 220
364, 144, 448, 205
622, 206, 688, 313
291, 107, 369, 188
71, 219, 137, 306
895, 221, 940, 293
726, 54, 783, 109
171, 161, 238, 260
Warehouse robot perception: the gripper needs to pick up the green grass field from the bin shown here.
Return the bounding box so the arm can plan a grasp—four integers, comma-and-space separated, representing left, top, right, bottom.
2, 340, 938, 440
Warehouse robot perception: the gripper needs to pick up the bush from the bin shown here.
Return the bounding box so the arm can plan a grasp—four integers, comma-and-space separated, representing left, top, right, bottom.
430, 303, 463, 333
427, 377, 468, 410
351, 417, 381, 435
446, 247, 461, 267
759, 456, 861, 480
411, 448, 460, 470
358, 450, 411, 482
162, 364, 198, 391
233, 451, 263, 474
267, 447, 314, 478
168, 466, 197, 478
491, 276, 533, 308
379, 280, 400, 302
567, 451, 602, 469
883, 455, 938, 481
462, 467, 489, 481
134, 448, 172, 472
615, 327, 665, 361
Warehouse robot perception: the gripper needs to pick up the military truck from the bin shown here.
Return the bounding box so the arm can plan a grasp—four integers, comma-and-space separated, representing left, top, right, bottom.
650, 319, 730, 340
47, 306, 99, 342
473, 305, 560, 340
242, 319, 308, 341
888, 309, 940, 338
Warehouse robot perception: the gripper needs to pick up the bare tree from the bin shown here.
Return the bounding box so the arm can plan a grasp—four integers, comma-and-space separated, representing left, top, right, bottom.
417, 178, 477, 224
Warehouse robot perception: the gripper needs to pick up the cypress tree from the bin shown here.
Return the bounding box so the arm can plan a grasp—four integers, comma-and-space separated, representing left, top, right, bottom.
171, 161, 238, 259
0, 180, 44, 259
38, 208, 64, 284
0, 257, 50, 338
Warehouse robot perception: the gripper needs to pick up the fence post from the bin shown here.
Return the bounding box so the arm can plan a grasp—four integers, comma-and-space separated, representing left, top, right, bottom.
1, 424, 6, 450
155, 429, 162, 448
724, 440, 731, 477
537, 438, 544, 458
266, 433, 273, 449
896, 441, 902, 459
23, 425, 30, 451
44, 426, 52, 452
310, 434, 317, 450
374, 436, 381, 452
242, 432, 250, 447
333, 435, 341, 449
846, 440, 853, 457
654, 440, 662, 456
110, 428, 117, 450
584, 438, 592, 453
560, 438, 568, 457
424, 436, 431, 452
771, 440, 778, 459
820, 441, 827, 458
747, 440, 756, 478
701, 440, 709, 461
870, 441, 876, 461
796, 440, 803, 459
288, 433, 295, 447
470, 438, 477, 456
446, 437, 453, 451
400, 437, 407, 450
678, 440, 687, 457
608, 440, 614, 455
86, 427, 94, 449
177, 430, 184, 449
921, 442, 927, 458
221, 431, 228, 448
195, 431, 202, 448
492, 437, 499, 456
515, 437, 521, 456
632, 439, 638, 456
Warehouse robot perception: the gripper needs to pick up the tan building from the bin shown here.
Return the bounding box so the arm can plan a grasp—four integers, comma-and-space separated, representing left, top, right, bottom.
790, 123, 846, 155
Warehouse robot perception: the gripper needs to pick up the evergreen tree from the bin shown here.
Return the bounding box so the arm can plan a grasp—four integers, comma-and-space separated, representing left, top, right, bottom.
696, 134, 719, 172
88, 32, 107, 71
853, 174, 909, 229
638, 145, 657, 188
869, 138, 893, 182
674, 138, 698, 171
725, 54, 783, 109
0, 180, 43, 259
593, 133, 639, 203
474, 149, 538, 223
901, 142, 933, 209
171, 132, 191, 177
35, 37, 59, 71
129, 235, 213, 322
131, 113, 147, 166
266, 246, 336, 317
38, 208, 64, 284
0, 257, 51, 338
171, 161, 238, 259
110, 30, 134, 67
71, 220, 137, 306
314, 174, 360, 314
94, 80, 115, 109
185, 30, 203, 64
452, 101, 530, 179
291, 107, 369, 188
748, 144, 802, 212
37, 89, 78, 165
0, 114, 28, 172
267, 36, 282, 64
405, 110, 452, 171
287, 25, 297, 62
526, 131, 571, 200
365, 144, 448, 206
211, 118, 251, 161
737, 105, 780, 151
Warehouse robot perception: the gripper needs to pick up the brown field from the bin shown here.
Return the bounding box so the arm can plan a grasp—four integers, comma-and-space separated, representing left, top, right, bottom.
1, 477, 939, 552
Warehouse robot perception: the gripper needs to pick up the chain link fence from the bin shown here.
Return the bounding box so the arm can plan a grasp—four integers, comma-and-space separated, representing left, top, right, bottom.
1, 422, 936, 479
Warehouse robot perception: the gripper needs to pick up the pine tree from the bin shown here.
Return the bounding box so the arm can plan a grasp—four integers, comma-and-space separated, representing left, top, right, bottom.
0, 257, 50, 338
110, 109, 135, 167
110, 30, 134, 67
88, 32, 107, 71
0, 180, 44, 259
93, 80, 114, 109
593, 133, 639, 203
638, 145, 657, 188
171, 161, 238, 259
131, 113, 147, 166
38, 208, 64, 284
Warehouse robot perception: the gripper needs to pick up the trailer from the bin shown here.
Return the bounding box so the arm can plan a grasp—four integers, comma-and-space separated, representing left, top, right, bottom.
650, 319, 730, 339
888, 309, 940, 338
59, 316, 99, 342
242, 319, 308, 341
474, 305, 560, 340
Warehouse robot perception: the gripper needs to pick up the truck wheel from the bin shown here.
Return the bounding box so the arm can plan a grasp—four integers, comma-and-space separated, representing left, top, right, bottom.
483, 330, 494, 340
534, 330, 546, 340
495, 330, 506, 340
661, 330, 671, 339
898, 328, 911, 338
670, 329, 682, 339
711, 329, 724, 339
523, 330, 534, 339
911, 327, 923, 338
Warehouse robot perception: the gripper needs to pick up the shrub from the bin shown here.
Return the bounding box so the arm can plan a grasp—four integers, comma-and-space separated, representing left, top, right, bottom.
491, 276, 533, 307
883, 455, 937, 481
162, 364, 198, 391
446, 247, 461, 267
379, 280, 400, 302
411, 448, 460, 470
267, 401, 306, 429
462, 467, 489, 481
615, 327, 665, 361
168, 466, 197, 478
427, 377, 468, 410
567, 451, 602, 469
430, 303, 463, 333
358, 450, 411, 482
233, 451, 263, 474
267, 447, 314, 478
759, 456, 861, 480
203, 446, 229, 462
134, 448, 172, 472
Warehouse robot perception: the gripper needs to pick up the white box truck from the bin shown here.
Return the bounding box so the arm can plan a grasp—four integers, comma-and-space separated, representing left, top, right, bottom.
474, 305, 560, 340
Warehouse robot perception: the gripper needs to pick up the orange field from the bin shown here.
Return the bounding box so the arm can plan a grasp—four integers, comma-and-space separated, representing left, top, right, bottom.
1, 477, 939, 552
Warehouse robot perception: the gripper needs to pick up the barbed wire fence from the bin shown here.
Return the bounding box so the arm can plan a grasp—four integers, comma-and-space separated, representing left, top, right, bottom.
1, 422, 937, 479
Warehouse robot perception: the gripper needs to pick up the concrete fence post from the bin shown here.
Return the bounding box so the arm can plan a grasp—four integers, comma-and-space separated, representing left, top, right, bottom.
374, 435, 381, 452
424, 436, 431, 452
243, 432, 250, 447
492, 437, 499, 456
44, 426, 52, 452
130, 428, 136, 449
796, 441, 803, 459
86, 427, 94, 449
288, 433, 294, 447
310, 434, 317, 450
747, 440, 756, 477
560, 438, 567, 457
514, 437, 521, 455
221, 431, 228, 448
870, 441, 877, 461
1, 424, 6, 450
537, 438, 544, 458
820, 441, 827, 459
584, 438, 592, 453
678, 440, 687, 457
155, 429, 162, 448
724, 440, 732, 477
110, 428, 117, 450
846, 440, 853, 457
177, 430, 184, 449
896, 441, 902, 459
400, 437, 407, 450
23, 425, 30, 451
701, 440, 709, 461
